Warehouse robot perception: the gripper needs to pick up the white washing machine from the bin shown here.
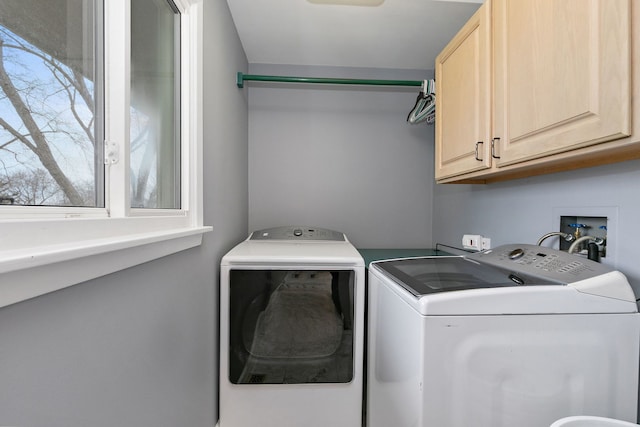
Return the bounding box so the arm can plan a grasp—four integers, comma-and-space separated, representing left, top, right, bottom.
219, 226, 365, 427
367, 244, 640, 427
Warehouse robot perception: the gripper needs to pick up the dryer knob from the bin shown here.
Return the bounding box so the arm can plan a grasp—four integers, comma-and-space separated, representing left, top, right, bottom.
293, 228, 303, 237
508, 248, 525, 260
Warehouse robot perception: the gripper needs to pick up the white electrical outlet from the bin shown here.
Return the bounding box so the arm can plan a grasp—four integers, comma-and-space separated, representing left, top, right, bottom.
462, 234, 483, 251
481, 237, 491, 250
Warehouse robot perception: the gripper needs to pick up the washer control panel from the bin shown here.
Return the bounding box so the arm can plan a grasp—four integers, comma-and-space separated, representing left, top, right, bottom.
467, 243, 612, 284
250, 226, 345, 241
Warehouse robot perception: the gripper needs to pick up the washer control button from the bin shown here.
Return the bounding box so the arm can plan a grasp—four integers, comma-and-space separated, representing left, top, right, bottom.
293, 228, 303, 237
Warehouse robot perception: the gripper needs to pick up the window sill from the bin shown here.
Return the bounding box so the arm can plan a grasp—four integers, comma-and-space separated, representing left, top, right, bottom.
0, 225, 212, 308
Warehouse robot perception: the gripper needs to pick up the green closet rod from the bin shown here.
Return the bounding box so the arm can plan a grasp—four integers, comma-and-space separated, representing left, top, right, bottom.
236, 72, 423, 88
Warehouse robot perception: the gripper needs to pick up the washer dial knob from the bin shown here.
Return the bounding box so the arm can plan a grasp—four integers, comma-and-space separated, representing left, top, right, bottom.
508, 248, 525, 260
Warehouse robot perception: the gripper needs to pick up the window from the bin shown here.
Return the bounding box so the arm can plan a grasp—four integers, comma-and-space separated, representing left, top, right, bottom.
130, 0, 181, 209
0, 0, 102, 207
0, 0, 208, 308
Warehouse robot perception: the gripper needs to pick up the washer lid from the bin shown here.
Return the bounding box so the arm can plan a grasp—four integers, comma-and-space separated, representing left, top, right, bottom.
372, 254, 638, 314
374, 256, 559, 297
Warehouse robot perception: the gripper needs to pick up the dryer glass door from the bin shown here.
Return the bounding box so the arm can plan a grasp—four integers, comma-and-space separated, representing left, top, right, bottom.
228, 269, 355, 385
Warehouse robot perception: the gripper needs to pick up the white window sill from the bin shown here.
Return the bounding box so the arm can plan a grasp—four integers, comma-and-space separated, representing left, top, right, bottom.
0, 225, 212, 308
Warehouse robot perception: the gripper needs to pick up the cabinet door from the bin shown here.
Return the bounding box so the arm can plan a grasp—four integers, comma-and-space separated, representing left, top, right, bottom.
435, 2, 491, 181
494, 0, 631, 167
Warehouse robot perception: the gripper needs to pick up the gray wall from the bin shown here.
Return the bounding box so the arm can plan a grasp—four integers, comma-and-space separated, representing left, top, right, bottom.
0, 1, 249, 426
247, 64, 434, 249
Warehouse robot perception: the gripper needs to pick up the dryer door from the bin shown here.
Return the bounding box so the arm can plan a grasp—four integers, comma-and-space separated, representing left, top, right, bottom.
228, 269, 355, 385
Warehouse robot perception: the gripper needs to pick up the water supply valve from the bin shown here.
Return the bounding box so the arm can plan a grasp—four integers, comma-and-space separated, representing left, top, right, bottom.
568, 223, 588, 240
559, 215, 608, 259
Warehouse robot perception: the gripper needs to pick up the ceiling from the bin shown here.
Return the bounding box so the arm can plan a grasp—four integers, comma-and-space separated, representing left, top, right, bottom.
225, 0, 483, 71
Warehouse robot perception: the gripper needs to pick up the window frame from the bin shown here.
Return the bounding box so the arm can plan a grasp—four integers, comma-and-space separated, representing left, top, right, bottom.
0, 0, 209, 308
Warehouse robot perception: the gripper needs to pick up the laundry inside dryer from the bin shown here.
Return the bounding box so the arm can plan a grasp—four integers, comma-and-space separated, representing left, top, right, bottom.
229, 269, 355, 385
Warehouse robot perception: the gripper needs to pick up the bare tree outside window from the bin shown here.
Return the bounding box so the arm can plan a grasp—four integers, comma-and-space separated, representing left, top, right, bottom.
0, 1, 99, 207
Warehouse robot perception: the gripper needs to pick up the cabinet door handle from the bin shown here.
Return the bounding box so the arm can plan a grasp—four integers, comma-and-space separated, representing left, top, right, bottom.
491, 137, 501, 159
475, 141, 484, 161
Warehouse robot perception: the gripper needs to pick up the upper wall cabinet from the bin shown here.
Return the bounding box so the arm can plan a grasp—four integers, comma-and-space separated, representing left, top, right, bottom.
494, 0, 630, 166
435, 3, 491, 181
436, 0, 638, 184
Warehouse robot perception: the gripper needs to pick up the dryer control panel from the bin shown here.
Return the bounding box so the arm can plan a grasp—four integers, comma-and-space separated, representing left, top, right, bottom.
468, 243, 613, 284
250, 226, 345, 241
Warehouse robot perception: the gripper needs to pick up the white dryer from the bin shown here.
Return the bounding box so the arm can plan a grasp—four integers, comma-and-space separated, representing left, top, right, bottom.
219, 226, 365, 427
367, 244, 640, 427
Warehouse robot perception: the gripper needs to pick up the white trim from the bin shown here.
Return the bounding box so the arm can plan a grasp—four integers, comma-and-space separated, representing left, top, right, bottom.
0, 206, 109, 219
186, 0, 204, 227
0, 226, 211, 308
104, 0, 131, 218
